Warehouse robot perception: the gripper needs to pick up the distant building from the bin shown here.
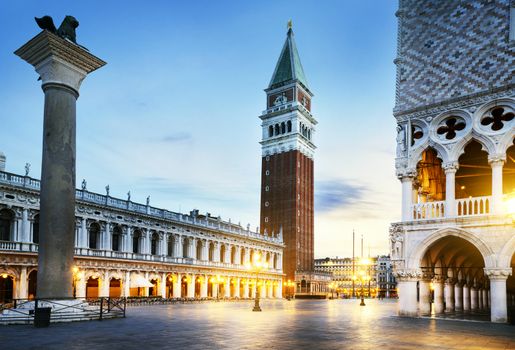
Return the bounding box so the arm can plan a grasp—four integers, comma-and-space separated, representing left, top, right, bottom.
314, 256, 396, 298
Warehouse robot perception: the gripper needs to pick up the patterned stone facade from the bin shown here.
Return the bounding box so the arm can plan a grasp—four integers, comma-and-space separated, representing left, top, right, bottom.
394, 0, 515, 115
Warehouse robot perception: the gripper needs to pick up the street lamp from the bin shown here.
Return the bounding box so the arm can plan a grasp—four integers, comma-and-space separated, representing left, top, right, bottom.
285, 279, 295, 299
245, 253, 268, 311
354, 258, 371, 306
328, 282, 335, 299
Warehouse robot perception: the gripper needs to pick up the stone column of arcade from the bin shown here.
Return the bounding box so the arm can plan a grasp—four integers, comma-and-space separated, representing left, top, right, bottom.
15, 20, 106, 299
485, 268, 511, 323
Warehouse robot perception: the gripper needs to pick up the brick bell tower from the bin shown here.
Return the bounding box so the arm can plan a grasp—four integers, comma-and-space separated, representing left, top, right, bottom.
259, 23, 317, 286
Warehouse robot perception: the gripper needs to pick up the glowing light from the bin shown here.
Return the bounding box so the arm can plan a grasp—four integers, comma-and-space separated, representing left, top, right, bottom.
1, 273, 8, 279
460, 185, 466, 190
504, 193, 515, 215
72, 266, 79, 274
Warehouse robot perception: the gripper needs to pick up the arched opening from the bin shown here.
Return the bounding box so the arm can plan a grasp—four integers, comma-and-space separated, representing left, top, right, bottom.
273, 254, 278, 269
149, 278, 159, 296
412, 148, 446, 219
166, 275, 174, 298
456, 140, 491, 199
240, 248, 245, 265
0, 273, 14, 304
503, 140, 515, 196
167, 235, 174, 257
196, 241, 202, 260
28, 270, 37, 300
183, 237, 190, 258
112, 226, 121, 252
220, 244, 226, 263
249, 250, 255, 264
307, 129, 311, 140
274, 124, 280, 136
268, 125, 273, 138
150, 232, 159, 255
207, 277, 214, 297
32, 214, 39, 244
109, 278, 121, 297
239, 279, 245, 298
281, 122, 286, 134
89, 223, 100, 250
86, 276, 99, 299
208, 242, 214, 261
132, 229, 141, 254
181, 276, 188, 297
195, 277, 201, 298
230, 246, 236, 264
230, 278, 237, 297
287, 120, 292, 132
0, 209, 14, 242
301, 279, 307, 293
420, 236, 487, 320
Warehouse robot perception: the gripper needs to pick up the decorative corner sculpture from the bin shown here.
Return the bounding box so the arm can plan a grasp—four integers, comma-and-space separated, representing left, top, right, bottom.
35, 15, 80, 44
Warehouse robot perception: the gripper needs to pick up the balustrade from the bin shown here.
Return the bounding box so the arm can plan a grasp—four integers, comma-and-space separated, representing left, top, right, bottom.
410, 195, 493, 221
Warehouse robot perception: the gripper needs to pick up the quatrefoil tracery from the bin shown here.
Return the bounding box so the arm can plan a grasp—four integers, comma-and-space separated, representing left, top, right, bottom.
411, 125, 423, 146
436, 117, 466, 140
480, 107, 514, 131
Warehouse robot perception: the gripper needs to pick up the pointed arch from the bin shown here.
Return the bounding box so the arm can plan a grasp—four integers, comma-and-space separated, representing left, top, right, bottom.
450, 133, 496, 162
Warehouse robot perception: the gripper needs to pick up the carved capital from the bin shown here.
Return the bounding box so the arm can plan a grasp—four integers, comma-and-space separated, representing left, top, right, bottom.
442, 162, 459, 173
484, 268, 512, 280
393, 268, 421, 281
488, 154, 506, 166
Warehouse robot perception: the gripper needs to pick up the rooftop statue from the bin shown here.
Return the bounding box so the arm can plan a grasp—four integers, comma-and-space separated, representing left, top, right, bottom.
35, 15, 79, 44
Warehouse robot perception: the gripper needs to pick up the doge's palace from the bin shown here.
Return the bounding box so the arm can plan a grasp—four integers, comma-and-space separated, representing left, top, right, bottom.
391, 0, 515, 323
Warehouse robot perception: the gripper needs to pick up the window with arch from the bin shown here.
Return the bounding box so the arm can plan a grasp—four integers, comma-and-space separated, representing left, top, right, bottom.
196, 240, 202, 260
220, 244, 226, 263
274, 124, 280, 136
183, 237, 190, 258
208, 242, 215, 261
281, 122, 286, 134
167, 235, 174, 257
287, 120, 292, 132
132, 229, 141, 254
0, 209, 13, 241
112, 226, 122, 252
32, 214, 40, 244
151, 232, 159, 255
268, 125, 273, 137
231, 246, 237, 264
89, 223, 100, 249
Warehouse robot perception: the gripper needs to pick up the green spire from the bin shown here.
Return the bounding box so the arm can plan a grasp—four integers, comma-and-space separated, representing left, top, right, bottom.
269, 25, 309, 91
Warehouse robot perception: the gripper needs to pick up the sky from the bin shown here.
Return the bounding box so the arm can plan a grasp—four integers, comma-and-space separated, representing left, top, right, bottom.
0, 0, 400, 259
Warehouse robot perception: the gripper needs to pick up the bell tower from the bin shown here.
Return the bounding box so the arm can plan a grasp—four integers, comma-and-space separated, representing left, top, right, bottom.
259, 23, 317, 285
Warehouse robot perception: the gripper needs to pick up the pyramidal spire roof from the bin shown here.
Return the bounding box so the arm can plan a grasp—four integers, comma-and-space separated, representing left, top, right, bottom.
268, 26, 309, 91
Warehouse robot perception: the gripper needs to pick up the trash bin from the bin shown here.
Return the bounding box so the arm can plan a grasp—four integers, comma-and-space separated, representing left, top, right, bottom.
34, 307, 52, 328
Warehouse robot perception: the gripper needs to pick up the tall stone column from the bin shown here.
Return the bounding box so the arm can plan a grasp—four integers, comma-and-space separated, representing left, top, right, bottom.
470, 285, 478, 310
124, 271, 131, 297
15, 30, 105, 298
400, 174, 415, 221
18, 267, 28, 299
160, 273, 167, 298
418, 279, 431, 315
489, 158, 505, 214
172, 273, 181, 298
200, 275, 208, 298
454, 282, 463, 311
463, 283, 471, 311
396, 270, 420, 317
485, 269, 511, 323
433, 277, 445, 314
224, 278, 231, 298
443, 163, 458, 217
444, 278, 455, 312
187, 274, 195, 298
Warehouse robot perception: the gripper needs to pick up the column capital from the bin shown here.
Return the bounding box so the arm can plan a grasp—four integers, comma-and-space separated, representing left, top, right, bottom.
397, 168, 417, 181
393, 268, 421, 281
15, 31, 105, 94
484, 268, 512, 280
488, 154, 506, 166
442, 162, 459, 173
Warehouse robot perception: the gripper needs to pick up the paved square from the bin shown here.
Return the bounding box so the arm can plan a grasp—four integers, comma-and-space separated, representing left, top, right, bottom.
0, 300, 514, 350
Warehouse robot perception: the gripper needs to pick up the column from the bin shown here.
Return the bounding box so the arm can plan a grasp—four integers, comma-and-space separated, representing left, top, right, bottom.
172, 273, 181, 298
234, 278, 241, 298
485, 268, 512, 323
201, 275, 208, 298
124, 271, 130, 297
433, 277, 445, 314
478, 289, 484, 310
251, 282, 256, 299
489, 158, 505, 214
234, 247, 241, 265
454, 282, 463, 311
470, 285, 478, 310
277, 253, 283, 270
444, 279, 455, 312
79, 218, 87, 248
201, 240, 208, 261
482, 287, 489, 309
267, 283, 273, 299
463, 283, 470, 311
172, 235, 181, 257
142, 272, 149, 296
189, 239, 196, 259
16, 31, 105, 298
213, 242, 221, 262
76, 272, 86, 298
212, 281, 218, 299
18, 266, 28, 299
160, 273, 166, 298
101, 271, 109, 297
276, 280, 283, 298
224, 278, 231, 298
443, 163, 458, 217
400, 174, 414, 221
418, 279, 431, 315
243, 281, 249, 298
104, 223, 111, 251
21, 209, 30, 243
187, 274, 195, 298
397, 276, 419, 316
143, 230, 150, 255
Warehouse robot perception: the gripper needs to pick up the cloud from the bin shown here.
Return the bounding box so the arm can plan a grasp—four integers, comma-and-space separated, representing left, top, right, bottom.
161, 132, 191, 143
315, 179, 367, 213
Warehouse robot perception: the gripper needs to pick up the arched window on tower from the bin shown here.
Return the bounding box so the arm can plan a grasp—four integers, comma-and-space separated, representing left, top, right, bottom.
0, 209, 13, 242
287, 120, 292, 132
307, 129, 311, 140
281, 122, 286, 134
268, 125, 273, 137
275, 124, 280, 136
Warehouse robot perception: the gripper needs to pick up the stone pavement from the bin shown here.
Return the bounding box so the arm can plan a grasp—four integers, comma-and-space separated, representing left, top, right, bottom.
0, 299, 513, 350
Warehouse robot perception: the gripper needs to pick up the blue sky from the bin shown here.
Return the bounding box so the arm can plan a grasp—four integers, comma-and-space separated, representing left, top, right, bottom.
0, 0, 400, 258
